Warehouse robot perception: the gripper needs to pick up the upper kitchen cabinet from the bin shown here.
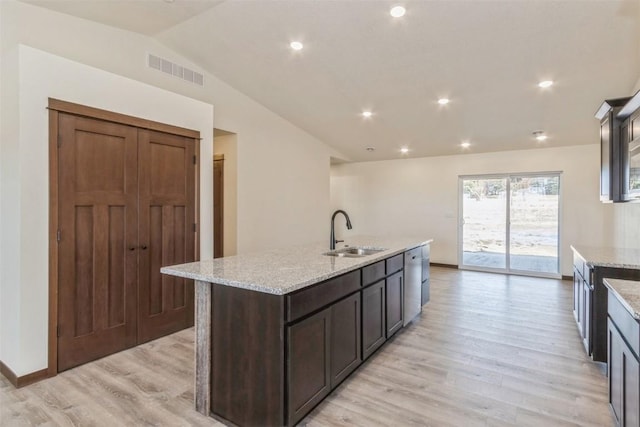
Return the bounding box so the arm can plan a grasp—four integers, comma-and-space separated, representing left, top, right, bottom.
595, 97, 631, 202
616, 90, 640, 202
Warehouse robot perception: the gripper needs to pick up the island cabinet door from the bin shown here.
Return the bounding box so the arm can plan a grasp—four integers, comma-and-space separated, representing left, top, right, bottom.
386, 271, 404, 338
330, 293, 362, 389
609, 319, 640, 427
362, 280, 386, 360
287, 307, 331, 426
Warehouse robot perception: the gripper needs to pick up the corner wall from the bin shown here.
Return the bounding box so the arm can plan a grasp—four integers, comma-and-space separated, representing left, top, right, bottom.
0, 0, 335, 377
0, 45, 214, 377
331, 144, 608, 276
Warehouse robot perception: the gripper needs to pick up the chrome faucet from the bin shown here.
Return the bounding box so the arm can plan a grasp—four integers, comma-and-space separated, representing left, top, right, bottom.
330, 210, 352, 250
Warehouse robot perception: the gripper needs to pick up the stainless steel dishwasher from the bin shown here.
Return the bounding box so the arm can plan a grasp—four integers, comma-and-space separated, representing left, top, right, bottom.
404, 247, 422, 325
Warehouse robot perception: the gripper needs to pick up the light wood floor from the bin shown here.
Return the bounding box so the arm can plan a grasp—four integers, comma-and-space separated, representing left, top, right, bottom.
1, 267, 612, 426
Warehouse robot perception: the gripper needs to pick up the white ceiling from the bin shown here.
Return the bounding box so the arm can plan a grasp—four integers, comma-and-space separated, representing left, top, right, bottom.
22, 0, 640, 162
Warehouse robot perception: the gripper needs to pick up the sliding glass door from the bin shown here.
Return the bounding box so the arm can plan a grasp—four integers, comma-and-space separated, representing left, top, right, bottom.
460, 173, 560, 277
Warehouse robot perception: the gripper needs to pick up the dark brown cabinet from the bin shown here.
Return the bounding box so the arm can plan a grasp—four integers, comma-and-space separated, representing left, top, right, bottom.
330, 293, 361, 388
385, 271, 404, 338
607, 288, 640, 427
573, 254, 592, 355
362, 280, 386, 360
596, 97, 631, 202
571, 248, 640, 362
197, 244, 433, 427
287, 308, 331, 426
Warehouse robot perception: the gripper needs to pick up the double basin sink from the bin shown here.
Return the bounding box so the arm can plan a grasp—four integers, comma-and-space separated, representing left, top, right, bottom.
323, 246, 387, 258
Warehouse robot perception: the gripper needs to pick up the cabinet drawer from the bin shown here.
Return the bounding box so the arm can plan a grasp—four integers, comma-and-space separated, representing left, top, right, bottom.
287, 270, 361, 322
362, 261, 385, 286
608, 289, 640, 358
386, 254, 404, 275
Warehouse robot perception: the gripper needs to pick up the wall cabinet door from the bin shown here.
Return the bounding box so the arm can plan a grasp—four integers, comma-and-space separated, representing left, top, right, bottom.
287, 308, 331, 426
362, 280, 386, 360
330, 293, 361, 388
609, 319, 640, 427
386, 272, 403, 338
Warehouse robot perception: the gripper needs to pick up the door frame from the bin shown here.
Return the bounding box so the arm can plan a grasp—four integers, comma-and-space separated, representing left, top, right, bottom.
48, 98, 201, 377
457, 171, 562, 279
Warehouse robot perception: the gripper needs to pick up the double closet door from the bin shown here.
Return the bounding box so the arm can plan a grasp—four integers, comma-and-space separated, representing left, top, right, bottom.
57, 112, 196, 372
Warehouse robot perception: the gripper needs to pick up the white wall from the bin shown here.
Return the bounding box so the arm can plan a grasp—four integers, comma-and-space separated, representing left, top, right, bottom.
0, 1, 334, 254
331, 144, 608, 276
0, 1, 335, 377
214, 134, 238, 256
0, 45, 214, 377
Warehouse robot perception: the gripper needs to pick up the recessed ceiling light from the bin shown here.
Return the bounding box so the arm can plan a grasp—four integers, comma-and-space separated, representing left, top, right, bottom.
438, 98, 450, 105
362, 111, 373, 118
163, 0, 175, 3
533, 131, 548, 141
461, 141, 471, 149
538, 80, 553, 88
390, 6, 406, 18
290, 41, 304, 51
400, 147, 409, 154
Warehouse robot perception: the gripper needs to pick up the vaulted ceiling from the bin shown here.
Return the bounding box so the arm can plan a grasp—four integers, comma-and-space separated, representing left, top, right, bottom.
21, 0, 640, 162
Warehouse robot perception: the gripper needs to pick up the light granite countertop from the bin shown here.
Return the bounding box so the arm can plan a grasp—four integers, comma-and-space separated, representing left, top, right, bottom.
570, 245, 640, 270
161, 236, 433, 295
604, 278, 640, 319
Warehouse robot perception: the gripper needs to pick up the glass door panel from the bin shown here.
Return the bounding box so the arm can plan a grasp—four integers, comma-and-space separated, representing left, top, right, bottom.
509, 176, 559, 274
461, 178, 507, 269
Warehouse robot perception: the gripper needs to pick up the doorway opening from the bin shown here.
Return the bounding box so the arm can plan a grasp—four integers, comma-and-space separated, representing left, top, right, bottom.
459, 173, 561, 278
213, 128, 238, 257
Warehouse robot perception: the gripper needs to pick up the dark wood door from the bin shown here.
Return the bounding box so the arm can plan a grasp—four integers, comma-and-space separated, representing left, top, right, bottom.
362, 280, 386, 360
386, 271, 403, 338
330, 293, 361, 388
213, 158, 224, 258
138, 129, 196, 343
57, 113, 139, 371
287, 307, 331, 426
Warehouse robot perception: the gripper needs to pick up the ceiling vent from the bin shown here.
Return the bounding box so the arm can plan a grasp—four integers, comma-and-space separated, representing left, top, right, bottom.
147, 53, 204, 87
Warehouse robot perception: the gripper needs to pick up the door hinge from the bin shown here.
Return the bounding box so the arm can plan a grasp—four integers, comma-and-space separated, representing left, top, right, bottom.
56, 229, 61, 242
57, 325, 61, 337
193, 155, 197, 165
193, 223, 197, 232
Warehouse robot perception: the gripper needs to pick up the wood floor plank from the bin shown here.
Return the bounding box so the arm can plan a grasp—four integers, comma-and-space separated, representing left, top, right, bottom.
1, 267, 612, 426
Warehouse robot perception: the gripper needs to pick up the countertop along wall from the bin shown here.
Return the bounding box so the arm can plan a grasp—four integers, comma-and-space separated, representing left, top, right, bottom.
330, 144, 609, 277
0, 1, 340, 378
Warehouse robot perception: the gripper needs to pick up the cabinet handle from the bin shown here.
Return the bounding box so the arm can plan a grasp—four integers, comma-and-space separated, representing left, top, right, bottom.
141, 245, 148, 250
129, 246, 136, 251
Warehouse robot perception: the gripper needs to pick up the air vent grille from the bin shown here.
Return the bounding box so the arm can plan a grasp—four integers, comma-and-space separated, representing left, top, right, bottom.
147, 53, 204, 87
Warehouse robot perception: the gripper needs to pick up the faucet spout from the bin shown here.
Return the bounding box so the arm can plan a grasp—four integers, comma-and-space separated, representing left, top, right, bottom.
330, 209, 353, 250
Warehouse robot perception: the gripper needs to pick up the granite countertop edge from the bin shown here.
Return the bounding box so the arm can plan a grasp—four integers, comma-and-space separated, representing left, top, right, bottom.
570, 245, 640, 270
603, 278, 640, 320
161, 237, 433, 295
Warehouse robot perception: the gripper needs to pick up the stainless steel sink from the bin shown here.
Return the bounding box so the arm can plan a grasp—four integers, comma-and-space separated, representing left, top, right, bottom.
323, 246, 387, 258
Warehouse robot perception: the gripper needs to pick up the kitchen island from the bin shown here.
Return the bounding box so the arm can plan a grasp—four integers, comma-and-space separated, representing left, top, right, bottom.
161, 237, 432, 427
